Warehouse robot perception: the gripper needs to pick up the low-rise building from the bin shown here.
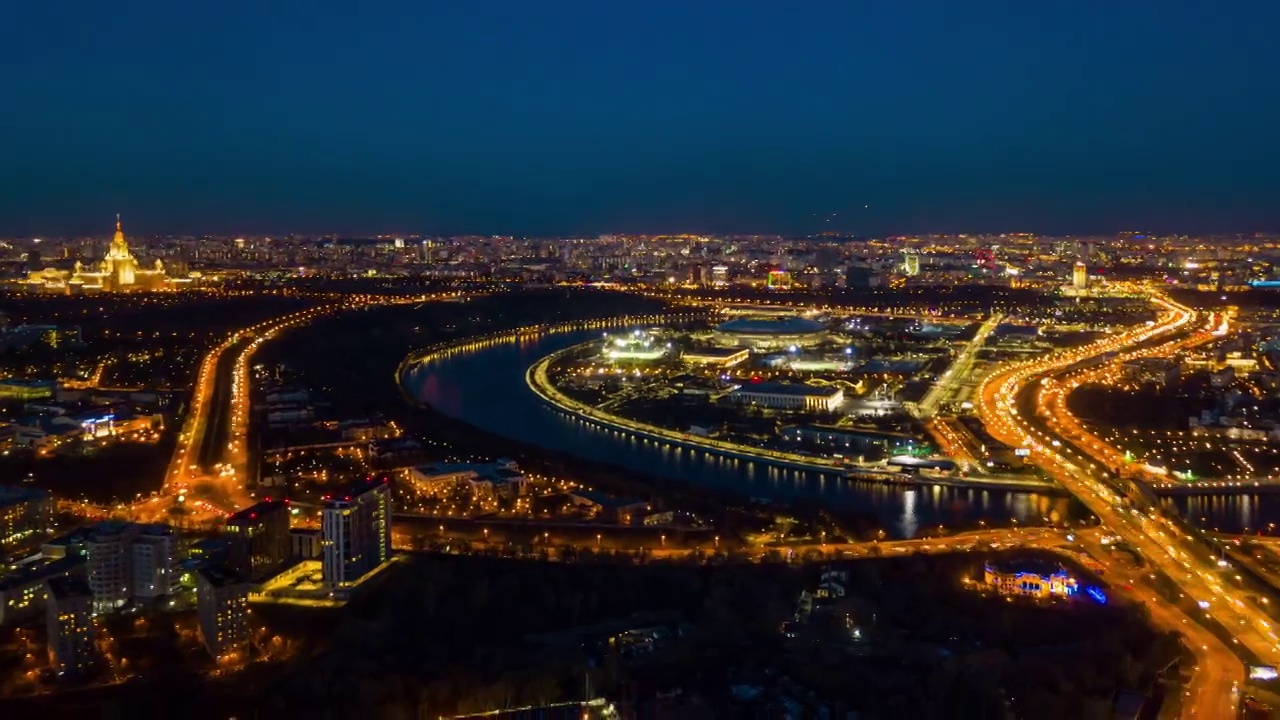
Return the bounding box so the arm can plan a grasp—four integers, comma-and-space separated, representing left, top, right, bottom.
407, 459, 527, 498
1120, 357, 1180, 386
781, 424, 919, 456
727, 382, 843, 413
568, 490, 650, 525
0, 378, 56, 401
982, 559, 1077, 599
681, 347, 750, 367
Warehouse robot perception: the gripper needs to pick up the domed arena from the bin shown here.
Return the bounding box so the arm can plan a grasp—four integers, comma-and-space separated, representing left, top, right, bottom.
712, 316, 829, 349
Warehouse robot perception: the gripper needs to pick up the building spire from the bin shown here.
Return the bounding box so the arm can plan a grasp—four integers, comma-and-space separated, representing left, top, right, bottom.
116, 213, 122, 232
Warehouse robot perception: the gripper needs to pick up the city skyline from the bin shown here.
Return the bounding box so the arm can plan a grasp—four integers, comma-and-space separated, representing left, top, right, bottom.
4, 2, 1279, 237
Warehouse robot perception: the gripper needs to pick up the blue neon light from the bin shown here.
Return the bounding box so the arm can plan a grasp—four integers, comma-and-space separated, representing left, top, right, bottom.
1085, 587, 1107, 604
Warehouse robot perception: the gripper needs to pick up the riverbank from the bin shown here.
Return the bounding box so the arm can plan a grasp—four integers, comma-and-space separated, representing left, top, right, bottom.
525, 336, 1063, 496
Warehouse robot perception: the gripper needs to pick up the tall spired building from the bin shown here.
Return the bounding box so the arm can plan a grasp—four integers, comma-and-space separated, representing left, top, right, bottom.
21, 216, 186, 293
101, 215, 139, 288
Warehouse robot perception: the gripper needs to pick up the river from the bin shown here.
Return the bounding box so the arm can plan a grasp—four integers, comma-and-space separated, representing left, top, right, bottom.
402, 328, 1087, 538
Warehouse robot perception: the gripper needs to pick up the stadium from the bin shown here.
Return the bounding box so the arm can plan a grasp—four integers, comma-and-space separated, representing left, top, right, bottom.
711, 316, 829, 350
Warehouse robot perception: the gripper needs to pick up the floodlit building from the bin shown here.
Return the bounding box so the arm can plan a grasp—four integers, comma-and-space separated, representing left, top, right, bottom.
46, 576, 97, 676
1072, 261, 1088, 290
902, 250, 921, 277
224, 500, 290, 581
681, 347, 749, 367
321, 479, 392, 589
727, 382, 844, 412
602, 329, 669, 361
19, 217, 191, 293
196, 564, 252, 660
0, 378, 57, 401
407, 460, 527, 498
983, 559, 1077, 599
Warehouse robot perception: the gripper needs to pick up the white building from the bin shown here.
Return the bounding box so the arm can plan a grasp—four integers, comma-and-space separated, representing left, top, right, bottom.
322, 480, 392, 589
86, 522, 176, 613
727, 382, 844, 413
1072, 262, 1088, 290
131, 527, 178, 600
86, 522, 135, 613
407, 459, 527, 498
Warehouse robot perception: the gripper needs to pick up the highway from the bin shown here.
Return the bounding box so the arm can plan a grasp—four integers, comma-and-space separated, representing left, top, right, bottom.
915, 311, 1003, 418
155, 293, 467, 520
975, 290, 1257, 716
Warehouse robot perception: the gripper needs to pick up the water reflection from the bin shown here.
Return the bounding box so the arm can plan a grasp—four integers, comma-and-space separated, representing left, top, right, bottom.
1164, 492, 1280, 534
404, 329, 1076, 538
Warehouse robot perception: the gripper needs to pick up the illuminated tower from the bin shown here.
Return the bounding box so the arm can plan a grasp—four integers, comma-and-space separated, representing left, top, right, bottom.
102, 215, 138, 289
902, 250, 921, 277
1072, 262, 1088, 290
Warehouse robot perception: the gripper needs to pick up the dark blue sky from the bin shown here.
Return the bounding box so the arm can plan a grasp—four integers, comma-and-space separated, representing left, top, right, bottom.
3, 1, 1278, 236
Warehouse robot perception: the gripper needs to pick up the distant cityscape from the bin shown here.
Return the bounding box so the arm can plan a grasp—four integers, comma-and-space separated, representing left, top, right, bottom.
5, 222, 1280, 294
1, 218, 1280, 716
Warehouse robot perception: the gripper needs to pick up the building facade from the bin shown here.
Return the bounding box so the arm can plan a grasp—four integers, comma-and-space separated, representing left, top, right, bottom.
196, 564, 252, 660
321, 479, 392, 588
0, 487, 53, 559
131, 526, 178, 600
46, 576, 97, 676
224, 500, 290, 581
86, 522, 177, 612
20, 217, 184, 293
983, 560, 1077, 599
727, 382, 844, 412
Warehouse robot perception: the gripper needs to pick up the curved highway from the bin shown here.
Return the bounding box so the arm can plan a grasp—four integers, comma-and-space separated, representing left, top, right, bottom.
976, 291, 1253, 716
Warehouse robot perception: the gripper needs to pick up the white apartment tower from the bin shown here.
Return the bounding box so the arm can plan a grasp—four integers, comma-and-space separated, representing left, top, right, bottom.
321, 479, 392, 588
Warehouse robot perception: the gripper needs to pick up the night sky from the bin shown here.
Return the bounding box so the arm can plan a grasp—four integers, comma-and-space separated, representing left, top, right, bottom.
3, 2, 1278, 236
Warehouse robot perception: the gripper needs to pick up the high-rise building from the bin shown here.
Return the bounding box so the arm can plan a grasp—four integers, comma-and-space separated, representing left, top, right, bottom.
1072, 262, 1089, 290
86, 521, 136, 613
46, 576, 97, 676
902, 250, 921, 277
224, 500, 290, 581
321, 479, 392, 589
131, 525, 178, 600
196, 564, 252, 660
0, 486, 53, 559
86, 521, 177, 612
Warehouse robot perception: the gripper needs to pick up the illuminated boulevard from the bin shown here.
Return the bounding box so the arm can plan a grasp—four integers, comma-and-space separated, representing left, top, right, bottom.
977, 290, 1254, 717
149, 293, 463, 523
